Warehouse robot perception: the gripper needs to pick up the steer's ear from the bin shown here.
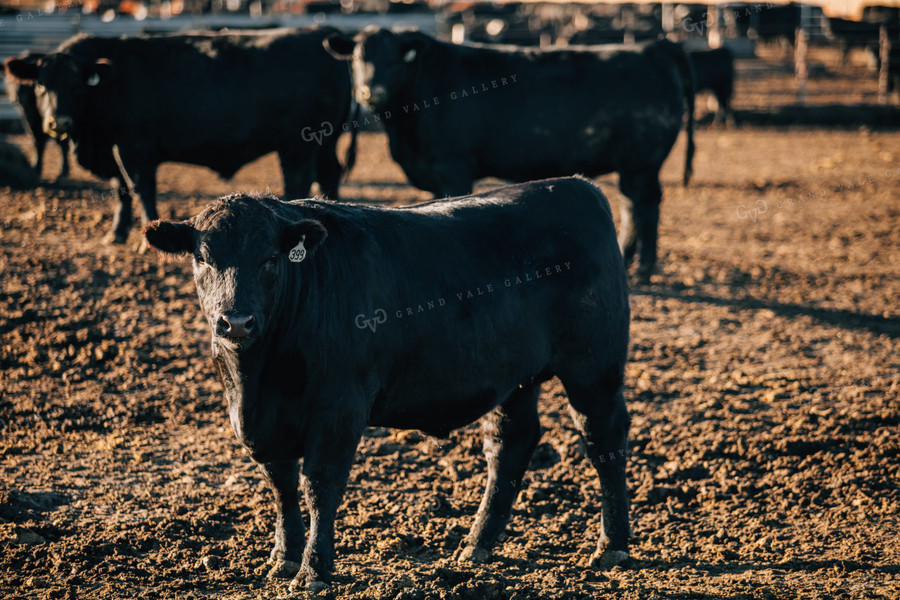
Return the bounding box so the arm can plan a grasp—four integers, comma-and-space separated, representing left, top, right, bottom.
85, 59, 115, 87
4, 57, 39, 83
281, 219, 327, 257
144, 220, 195, 255
323, 34, 356, 60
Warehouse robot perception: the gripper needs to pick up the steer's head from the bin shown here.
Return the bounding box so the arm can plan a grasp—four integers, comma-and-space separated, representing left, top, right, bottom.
4, 51, 113, 140
3, 52, 41, 100
144, 195, 327, 351
324, 27, 428, 111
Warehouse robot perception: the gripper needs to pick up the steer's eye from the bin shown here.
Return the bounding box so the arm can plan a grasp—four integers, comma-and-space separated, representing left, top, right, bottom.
194, 253, 206, 266
261, 254, 278, 269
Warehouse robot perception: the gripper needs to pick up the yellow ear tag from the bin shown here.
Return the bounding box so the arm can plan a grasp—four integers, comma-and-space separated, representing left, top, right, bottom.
289, 236, 307, 263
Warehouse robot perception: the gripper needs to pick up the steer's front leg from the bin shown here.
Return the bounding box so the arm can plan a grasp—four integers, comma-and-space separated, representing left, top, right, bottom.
291, 408, 365, 592
259, 459, 305, 579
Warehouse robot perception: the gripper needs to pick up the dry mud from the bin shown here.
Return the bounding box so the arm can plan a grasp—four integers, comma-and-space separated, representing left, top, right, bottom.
1, 126, 898, 599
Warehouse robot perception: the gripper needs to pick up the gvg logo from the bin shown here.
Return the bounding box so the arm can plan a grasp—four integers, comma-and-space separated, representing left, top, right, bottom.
355, 309, 387, 332
737, 199, 768, 223
352, 260, 573, 334
301, 121, 334, 145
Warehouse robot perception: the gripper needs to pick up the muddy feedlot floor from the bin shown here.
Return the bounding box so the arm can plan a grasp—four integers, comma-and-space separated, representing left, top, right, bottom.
0, 129, 898, 600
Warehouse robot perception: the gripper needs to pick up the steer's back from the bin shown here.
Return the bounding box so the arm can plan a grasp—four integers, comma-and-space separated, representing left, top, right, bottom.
413, 39, 687, 180
295, 177, 629, 434
60, 29, 348, 169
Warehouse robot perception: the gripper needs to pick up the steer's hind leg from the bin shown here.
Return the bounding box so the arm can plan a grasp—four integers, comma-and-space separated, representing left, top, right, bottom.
259, 459, 305, 579
429, 160, 474, 198
58, 139, 71, 179
315, 139, 342, 200
619, 172, 663, 283
458, 383, 541, 563
107, 177, 134, 245
278, 146, 315, 200
111, 145, 158, 249
32, 132, 47, 179
560, 372, 631, 570
616, 191, 637, 267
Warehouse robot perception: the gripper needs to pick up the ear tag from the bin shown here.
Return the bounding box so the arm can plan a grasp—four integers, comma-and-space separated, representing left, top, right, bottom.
87, 73, 100, 86
289, 236, 307, 263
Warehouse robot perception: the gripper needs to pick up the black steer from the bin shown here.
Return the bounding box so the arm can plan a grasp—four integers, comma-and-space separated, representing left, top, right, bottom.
325, 27, 695, 282
5, 28, 356, 243
734, 3, 827, 47
687, 47, 735, 125
889, 47, 900, 94
4, 53, 71, 179
145, 176, 631, 590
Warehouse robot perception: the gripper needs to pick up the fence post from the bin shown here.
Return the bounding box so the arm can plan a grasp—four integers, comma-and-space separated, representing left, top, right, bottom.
878, 25, 890, 103
451, 23, 465, 45
661, 2, 675, 37
707, 5, 722, 48
795, 27, 809, 104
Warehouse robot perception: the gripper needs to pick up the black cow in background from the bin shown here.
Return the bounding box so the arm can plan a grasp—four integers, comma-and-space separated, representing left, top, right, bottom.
687, 47, 735, 125
4, 52, 71, 180
5, 27, 357, 244
882, 45, 900, 93
734, 3, 829, 48
325, 27, 695, 281
734, 3, 800, 47
824, 18, 900, 65
144, 176, 632, 590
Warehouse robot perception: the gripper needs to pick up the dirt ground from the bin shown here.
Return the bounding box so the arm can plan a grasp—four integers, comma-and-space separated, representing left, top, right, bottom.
0, 121, 898, 600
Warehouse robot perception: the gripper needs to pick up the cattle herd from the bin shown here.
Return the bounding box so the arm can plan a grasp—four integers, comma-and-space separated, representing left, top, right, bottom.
0, 11, 883, 593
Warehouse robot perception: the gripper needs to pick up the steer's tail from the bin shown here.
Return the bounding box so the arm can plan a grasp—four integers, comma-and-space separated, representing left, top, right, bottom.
342, 98, 360, 179
666, 42, 695, 187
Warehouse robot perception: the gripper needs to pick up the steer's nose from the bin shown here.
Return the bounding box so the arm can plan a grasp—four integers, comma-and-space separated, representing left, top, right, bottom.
55, 116, 73, 132
217, 314, 255, 339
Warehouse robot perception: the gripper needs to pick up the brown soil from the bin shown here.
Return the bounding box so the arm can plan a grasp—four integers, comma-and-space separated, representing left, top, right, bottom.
1, 125, 898, 600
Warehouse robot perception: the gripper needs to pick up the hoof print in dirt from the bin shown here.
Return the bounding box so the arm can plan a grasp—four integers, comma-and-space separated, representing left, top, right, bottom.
589, 549, 630, 570
197, 555, 226, 571
267, 559, 302, 579
456, 545, 491, 564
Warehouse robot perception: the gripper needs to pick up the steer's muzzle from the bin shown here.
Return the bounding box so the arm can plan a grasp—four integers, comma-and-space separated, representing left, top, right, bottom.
216, 314, 256, 340
44, 116, 73, 140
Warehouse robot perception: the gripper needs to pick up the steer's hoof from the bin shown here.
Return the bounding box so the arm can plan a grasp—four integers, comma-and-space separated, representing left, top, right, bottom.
456, 545, 490, 564
589, 549, 630, 570
266, 559, 302, 579
103, 231, 128, 245
634, 267, 654, 286
289, 576, 329, 594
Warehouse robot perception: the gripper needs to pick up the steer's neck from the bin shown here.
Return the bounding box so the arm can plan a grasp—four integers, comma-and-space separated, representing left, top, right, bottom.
212, 341, 266, 443
211, 332, 312, 460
